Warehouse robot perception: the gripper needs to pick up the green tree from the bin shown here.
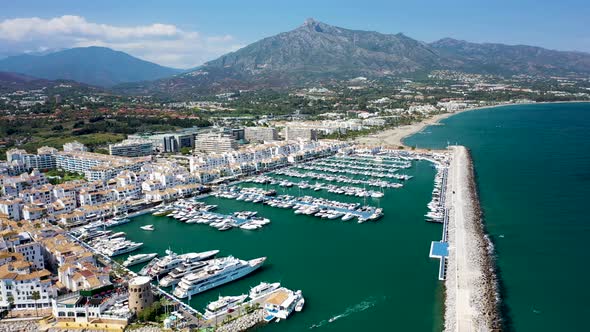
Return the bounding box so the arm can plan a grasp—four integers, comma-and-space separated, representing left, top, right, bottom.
7, 295, 14, 318
94, 148, 109, 155
180, 147, 193, 155
32, 291, 40, 317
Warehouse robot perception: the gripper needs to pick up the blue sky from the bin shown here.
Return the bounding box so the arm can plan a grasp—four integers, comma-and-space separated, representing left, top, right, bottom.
1, 0, 588, 68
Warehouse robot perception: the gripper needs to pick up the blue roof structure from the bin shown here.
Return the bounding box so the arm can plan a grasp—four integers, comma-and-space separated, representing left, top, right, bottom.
429, 241, 449, 258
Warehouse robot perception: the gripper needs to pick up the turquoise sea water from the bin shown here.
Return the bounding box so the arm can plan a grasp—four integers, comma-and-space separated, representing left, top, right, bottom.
114, 160, 445, 331
405, 102, 590, 331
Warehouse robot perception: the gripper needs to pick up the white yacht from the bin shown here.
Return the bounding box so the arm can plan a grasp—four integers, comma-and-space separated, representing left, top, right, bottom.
140, 249, 175, 276
240, 223, 260, 230
149, 250, 219, 278
159, 260, 209, 287
371, 191, 384, 198
105, 241, 143, 257
249, 282, 281, 299
123, 253, 158, 267
140, 225, 155, 231
107, 216, 131, 227
341, 213, 354, 221
204, 294, 248, 317
173, 256, 266, 299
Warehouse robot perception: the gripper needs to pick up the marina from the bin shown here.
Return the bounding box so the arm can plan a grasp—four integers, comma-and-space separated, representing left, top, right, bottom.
93, 149, 449, 331
153, 198, 272, 231
248, 175, 387, 198
273, 168, 402, 188
294, 163, 413, 180
213, 186, 383, 223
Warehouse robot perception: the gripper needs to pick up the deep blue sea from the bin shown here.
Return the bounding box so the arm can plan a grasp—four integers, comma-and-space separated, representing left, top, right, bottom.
405, 102, 590, 331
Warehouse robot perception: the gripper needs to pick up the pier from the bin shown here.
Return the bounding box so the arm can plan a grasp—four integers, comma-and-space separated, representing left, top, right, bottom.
443, 146, 499, 332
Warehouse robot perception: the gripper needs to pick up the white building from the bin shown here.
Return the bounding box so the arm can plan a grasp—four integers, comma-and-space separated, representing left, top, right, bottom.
63, 141, 88, 153
109, 139, 153, 157
55, 151, 148, 181
245, 127, 279, 143
282, 127, 318, 141
0, 198, 22, 220
0, 261, 56, 310
52, 292, 131, 325
195, 133, 238, 153
5, 147, 57, 171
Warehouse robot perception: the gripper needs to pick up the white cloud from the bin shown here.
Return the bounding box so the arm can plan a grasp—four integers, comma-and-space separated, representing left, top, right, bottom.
0, 15, 243, 68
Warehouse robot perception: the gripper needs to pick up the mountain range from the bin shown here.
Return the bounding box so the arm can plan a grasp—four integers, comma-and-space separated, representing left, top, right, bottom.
203, 18, 590, 79
2, 19, 590, 94
0, 47, 182, 87
122, 19, 590, 96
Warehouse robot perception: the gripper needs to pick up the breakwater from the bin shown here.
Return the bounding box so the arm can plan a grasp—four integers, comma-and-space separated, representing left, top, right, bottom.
444, 146, 500, 331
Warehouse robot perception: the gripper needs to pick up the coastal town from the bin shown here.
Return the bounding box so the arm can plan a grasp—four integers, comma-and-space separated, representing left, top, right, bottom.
0, 93, 505, 331
1, 3, 588, 331
2, 63, 587, 331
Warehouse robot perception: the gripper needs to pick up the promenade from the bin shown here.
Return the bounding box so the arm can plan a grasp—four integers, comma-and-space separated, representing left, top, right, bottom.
444, 146, 499, 332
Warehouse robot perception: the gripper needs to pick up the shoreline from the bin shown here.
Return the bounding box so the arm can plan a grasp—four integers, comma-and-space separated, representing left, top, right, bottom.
444, 146, 500, 331
354, 100, 588, 148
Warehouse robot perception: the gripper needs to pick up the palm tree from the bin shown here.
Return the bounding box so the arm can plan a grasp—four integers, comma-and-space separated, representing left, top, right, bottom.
7, 295, 14, 318
160, 297, 174, 316
31, 291, 40, 317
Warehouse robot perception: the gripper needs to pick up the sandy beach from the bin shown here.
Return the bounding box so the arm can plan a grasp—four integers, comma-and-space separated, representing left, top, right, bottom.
444, 146, 500, 332
354, 101, 585, 148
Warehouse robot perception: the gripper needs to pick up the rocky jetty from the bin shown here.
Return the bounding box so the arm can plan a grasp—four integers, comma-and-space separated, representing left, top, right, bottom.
0, 320, 39, 332
443, 146, 500, 331
216, 309, 265, 332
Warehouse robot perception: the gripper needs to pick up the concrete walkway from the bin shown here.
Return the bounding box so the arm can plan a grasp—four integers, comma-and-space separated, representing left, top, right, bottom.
444, 146, 496, 332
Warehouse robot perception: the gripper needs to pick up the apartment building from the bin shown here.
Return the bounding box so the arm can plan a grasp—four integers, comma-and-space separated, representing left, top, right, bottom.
63, 141, 88, 153
0, 198, 22, 220
0, 260, 56, 310
195, 133, 238, 153
5, 147, 57, 171
108, 139, 153, 157
55, 151, 148, 181
283, 127, 318, 141
1, 169, 48, 197
245, 127, 279, 143
128, 130, 197, 153
58, 262, 110, 292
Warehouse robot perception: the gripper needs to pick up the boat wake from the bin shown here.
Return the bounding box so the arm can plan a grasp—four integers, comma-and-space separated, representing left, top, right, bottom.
309, 296, 385, 329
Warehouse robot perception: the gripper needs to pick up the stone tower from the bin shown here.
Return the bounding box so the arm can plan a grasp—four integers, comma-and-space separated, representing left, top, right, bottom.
128, 276, 153, 313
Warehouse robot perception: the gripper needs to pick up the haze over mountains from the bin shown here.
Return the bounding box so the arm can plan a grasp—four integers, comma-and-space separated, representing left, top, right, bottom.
2, 19, 590, 93
0, 47, 182, 87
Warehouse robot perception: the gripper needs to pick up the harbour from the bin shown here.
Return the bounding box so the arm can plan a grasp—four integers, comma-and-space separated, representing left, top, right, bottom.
101, 149, 447, 331
405, 102, 590, 331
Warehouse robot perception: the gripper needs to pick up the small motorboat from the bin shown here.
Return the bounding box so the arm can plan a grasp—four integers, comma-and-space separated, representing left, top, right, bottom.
295, 297, 305, 312
140, 225, 155, 231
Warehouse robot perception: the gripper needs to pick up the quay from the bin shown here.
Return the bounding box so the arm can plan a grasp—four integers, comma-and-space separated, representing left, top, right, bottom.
66, 225, 304, 331
199, 287, 302, 329
429, 161, 450, 280
443, 146, 499, 332
64, 231, 204, 328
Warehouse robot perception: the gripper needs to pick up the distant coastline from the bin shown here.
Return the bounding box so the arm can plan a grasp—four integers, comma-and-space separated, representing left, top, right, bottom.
354, 100, 589, 148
